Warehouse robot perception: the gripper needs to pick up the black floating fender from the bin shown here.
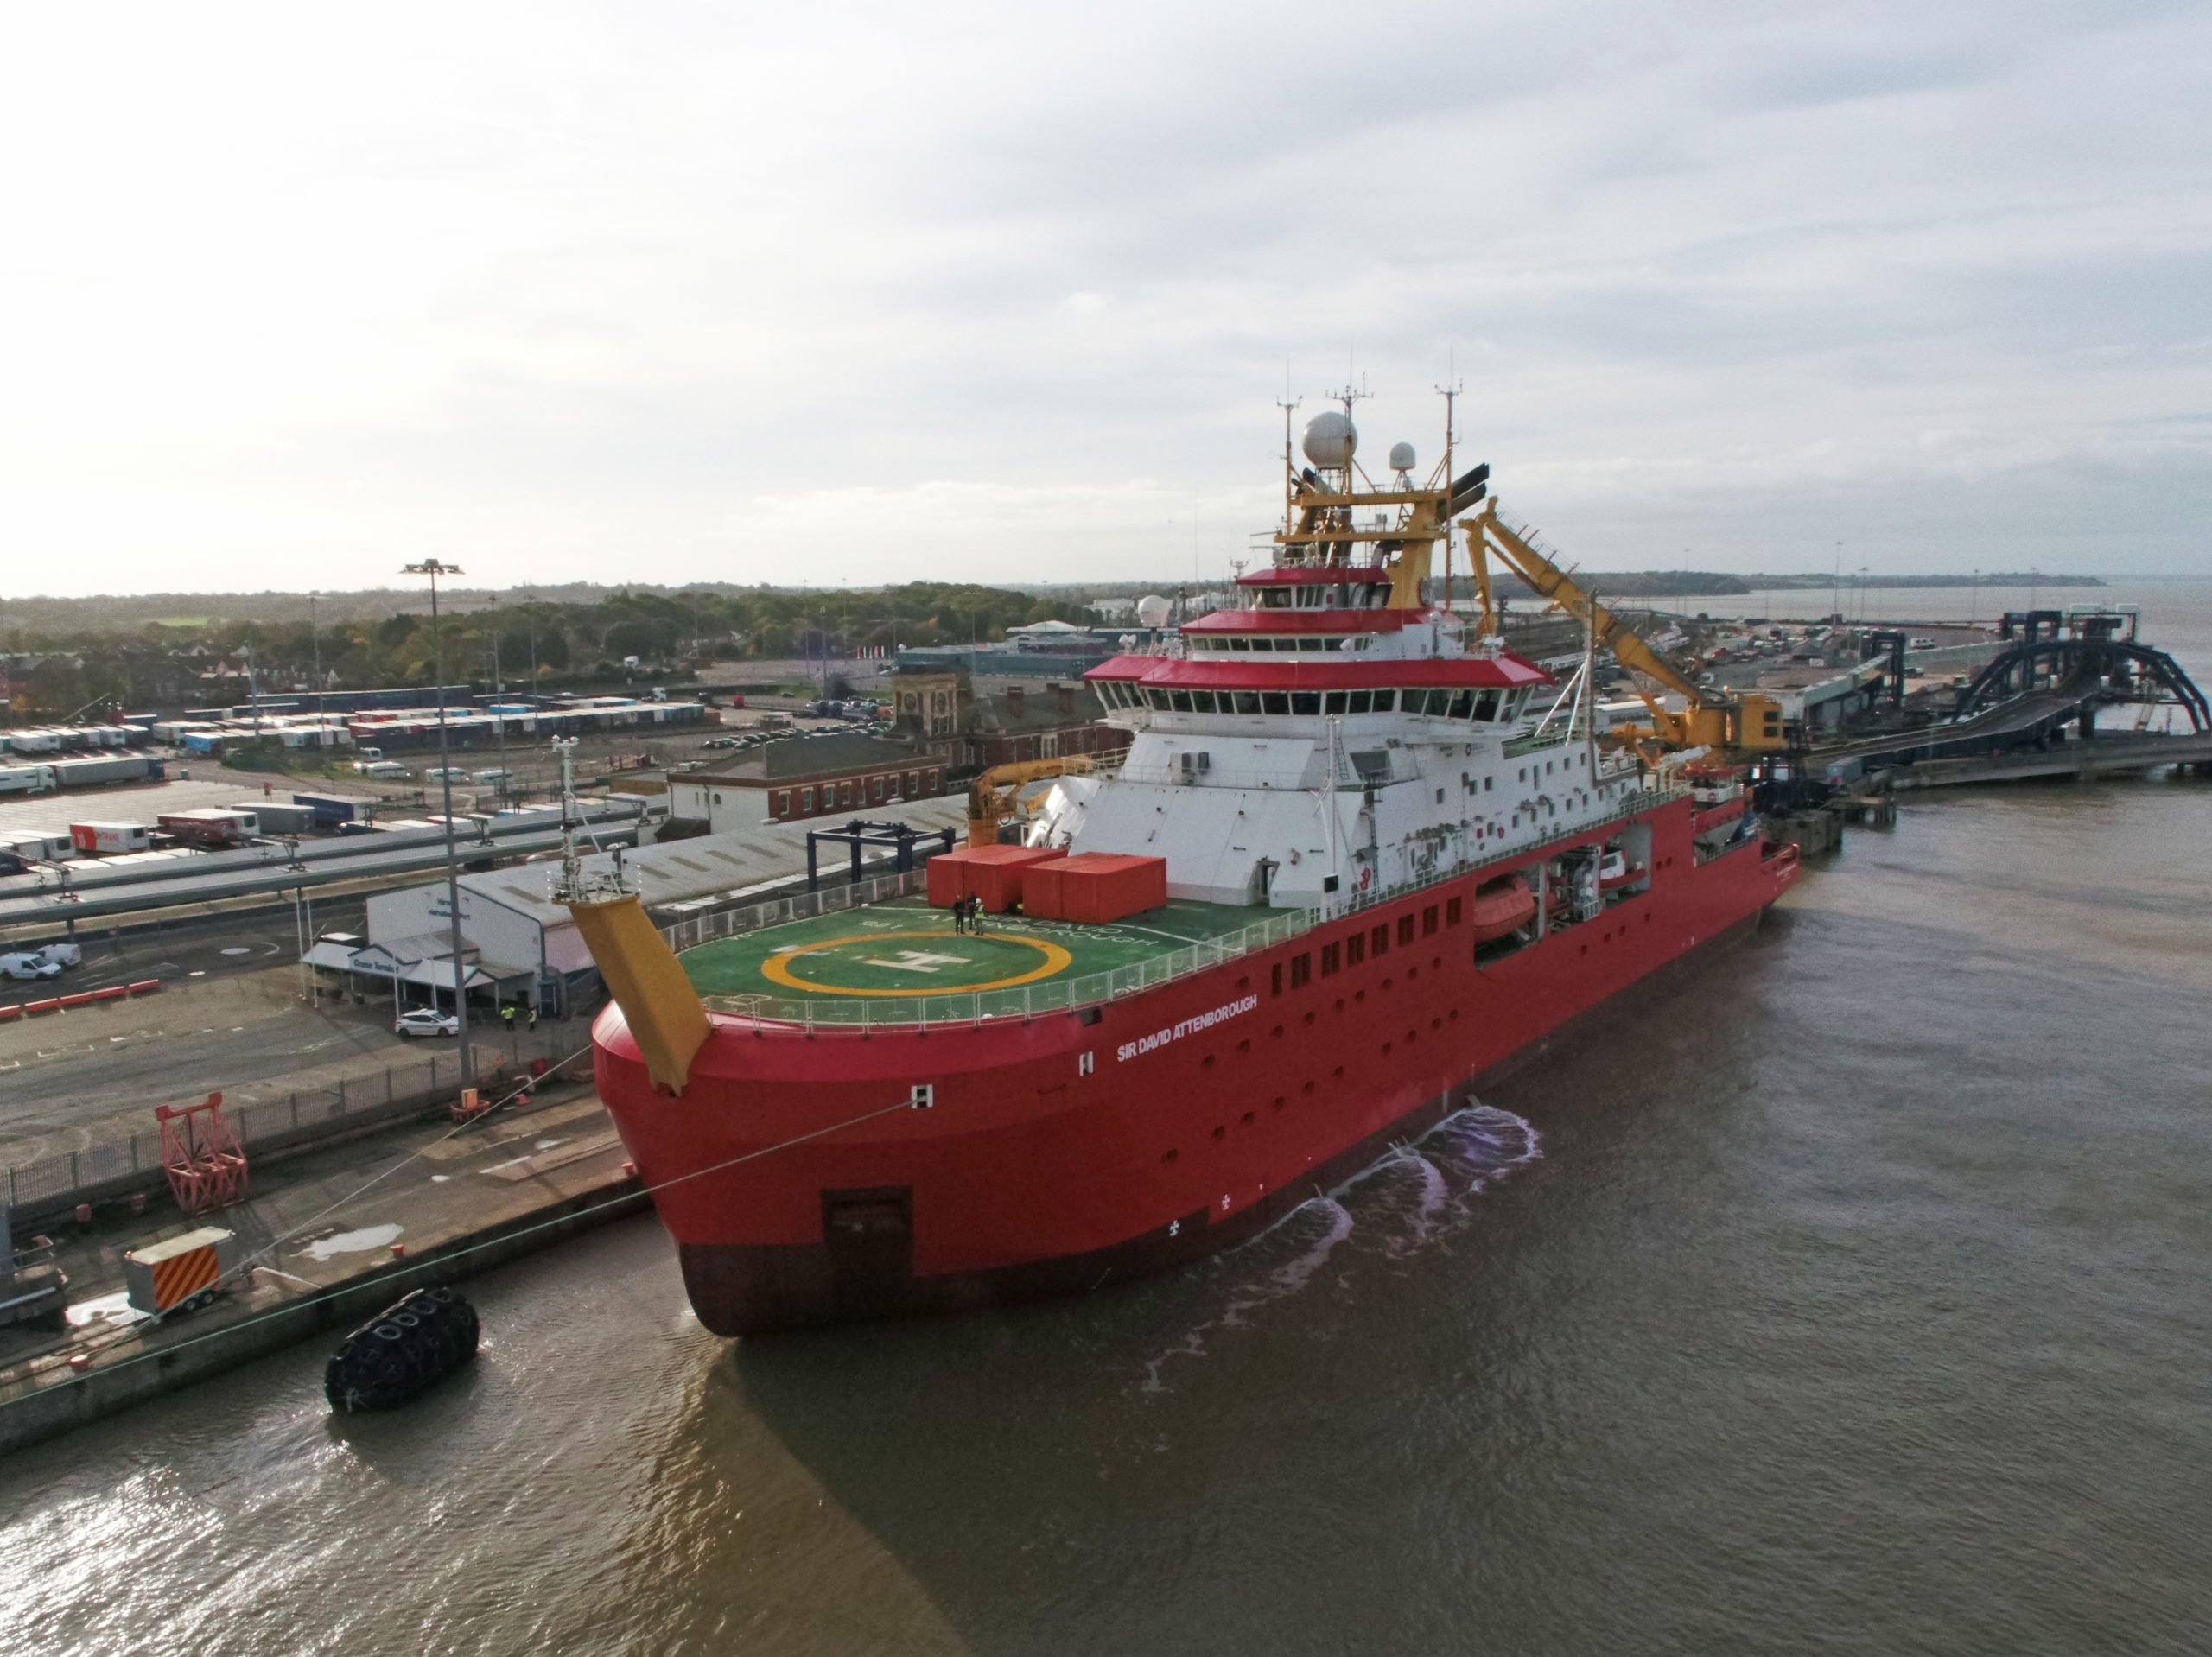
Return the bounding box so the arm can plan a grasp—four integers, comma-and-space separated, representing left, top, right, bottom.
324, 1285, 480, 1413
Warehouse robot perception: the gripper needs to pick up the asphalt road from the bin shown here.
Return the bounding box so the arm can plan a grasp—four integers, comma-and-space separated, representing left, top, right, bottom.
1, 934, 597, 1167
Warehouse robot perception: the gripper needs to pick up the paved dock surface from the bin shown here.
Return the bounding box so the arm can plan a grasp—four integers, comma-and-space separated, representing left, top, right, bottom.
0, 1081, 641, 1452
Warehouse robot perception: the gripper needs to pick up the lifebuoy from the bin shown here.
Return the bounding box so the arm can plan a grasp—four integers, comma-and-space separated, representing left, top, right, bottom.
1357, 866, 1372, 891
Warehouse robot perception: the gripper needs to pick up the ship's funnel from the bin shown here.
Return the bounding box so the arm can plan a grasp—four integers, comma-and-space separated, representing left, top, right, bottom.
561, 890, 710, 1094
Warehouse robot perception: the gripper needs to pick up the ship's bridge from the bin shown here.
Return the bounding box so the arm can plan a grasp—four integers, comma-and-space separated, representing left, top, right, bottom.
1232, 566, 1397, 610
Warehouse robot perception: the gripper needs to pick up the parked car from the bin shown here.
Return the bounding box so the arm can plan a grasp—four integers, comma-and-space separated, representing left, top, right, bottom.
393, 1008, 461, 1038
0, 953, 65, 982
37, 943, 81, 969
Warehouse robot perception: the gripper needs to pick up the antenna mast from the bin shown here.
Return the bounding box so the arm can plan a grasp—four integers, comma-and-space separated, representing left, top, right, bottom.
1436, 372, 1463, 616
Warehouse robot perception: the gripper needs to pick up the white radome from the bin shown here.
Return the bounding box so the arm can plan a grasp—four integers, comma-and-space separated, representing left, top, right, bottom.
1302, 411, 1357, 468
1388, 441, 1416, 472
1136, 594, 1173, 629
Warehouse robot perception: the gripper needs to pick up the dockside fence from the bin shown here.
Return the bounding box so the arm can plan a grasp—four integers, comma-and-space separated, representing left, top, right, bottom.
3, 1031, 595, 1223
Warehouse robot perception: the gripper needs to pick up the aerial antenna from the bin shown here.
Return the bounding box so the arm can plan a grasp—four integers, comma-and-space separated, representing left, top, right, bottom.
1435, 366, 1465, 615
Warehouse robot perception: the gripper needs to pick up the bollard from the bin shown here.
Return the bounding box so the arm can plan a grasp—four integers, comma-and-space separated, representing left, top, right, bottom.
75, 1203, 92, 1225
130, 1190, 146, 1213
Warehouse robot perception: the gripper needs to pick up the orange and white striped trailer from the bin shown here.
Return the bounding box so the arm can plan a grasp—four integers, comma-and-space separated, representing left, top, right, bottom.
123, 1227, 242, 1318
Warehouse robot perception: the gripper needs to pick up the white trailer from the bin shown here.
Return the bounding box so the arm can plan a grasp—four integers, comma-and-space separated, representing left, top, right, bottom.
123, 1227, 245, 1317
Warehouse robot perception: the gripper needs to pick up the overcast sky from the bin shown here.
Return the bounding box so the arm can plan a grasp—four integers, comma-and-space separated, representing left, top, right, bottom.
2, 1, 2207, 597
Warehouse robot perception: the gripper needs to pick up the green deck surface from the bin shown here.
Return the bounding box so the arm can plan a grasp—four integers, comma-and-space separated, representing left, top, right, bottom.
680, 894, 1278, 1008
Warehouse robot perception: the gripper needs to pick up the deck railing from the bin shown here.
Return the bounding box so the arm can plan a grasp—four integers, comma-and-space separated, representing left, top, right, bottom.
682, 783, 1693, 1034
700, 907, 1313, 1031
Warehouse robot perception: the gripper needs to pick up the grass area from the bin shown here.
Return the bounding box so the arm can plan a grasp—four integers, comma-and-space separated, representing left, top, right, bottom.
680, 894, 1276, 1004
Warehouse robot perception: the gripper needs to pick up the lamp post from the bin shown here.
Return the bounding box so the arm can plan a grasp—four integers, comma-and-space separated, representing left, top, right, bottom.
404, 557, 473, 1083
308, 591, 323, 725
488, 594, 510, 807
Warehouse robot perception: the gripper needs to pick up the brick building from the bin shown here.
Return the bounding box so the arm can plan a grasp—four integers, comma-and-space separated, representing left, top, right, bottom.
889, 671, 1128, 775
665, 733, 946, 835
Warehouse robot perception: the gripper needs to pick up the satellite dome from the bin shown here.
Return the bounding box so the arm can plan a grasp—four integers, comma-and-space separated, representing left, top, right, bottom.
1136, 594, 1173, 629
1388, 441, 1416, 473
1302, 410, 1357, 469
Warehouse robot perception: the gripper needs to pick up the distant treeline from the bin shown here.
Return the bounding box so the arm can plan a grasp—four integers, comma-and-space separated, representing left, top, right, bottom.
0, 583, 1099, 715
1029, 570, 2108, 605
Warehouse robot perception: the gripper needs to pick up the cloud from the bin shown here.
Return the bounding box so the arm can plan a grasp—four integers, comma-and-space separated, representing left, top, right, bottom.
0, 0, 2207, 596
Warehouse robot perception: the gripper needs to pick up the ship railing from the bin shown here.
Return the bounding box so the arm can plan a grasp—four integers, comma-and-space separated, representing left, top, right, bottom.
656, 865, 931, 955
702, 909, 1313, 1032
691, 784, 1690, 1032
1319, 783, 1691, 924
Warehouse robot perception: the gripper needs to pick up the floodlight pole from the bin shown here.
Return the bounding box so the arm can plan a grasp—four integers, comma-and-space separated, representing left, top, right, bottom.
406, 557, 473, 1082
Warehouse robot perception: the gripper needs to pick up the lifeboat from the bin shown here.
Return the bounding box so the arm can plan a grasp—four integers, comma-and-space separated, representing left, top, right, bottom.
1598, 848, 1643, 890
1468, 874, 1537, 943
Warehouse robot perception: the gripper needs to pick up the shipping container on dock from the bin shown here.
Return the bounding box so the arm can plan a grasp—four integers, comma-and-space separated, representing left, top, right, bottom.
51, 754, 160, 788
0, 765, 56, 797
925, 843, 1065, 912
292, 794, 360, 828
236, 802, 316, 835
69, 821, 154, 855
1022, 852, 1168, 924
156, 809, 259, 848
5, 832, 75, 861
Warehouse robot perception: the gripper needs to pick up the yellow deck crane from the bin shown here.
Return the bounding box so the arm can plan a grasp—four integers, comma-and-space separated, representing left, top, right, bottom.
1459, 504, 1787, 759
966, 756, 1094, 848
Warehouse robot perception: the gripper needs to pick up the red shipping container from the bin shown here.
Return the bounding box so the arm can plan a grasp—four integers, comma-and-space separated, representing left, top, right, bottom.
925, 844, 1064, 912
1024, 853, 1167, 924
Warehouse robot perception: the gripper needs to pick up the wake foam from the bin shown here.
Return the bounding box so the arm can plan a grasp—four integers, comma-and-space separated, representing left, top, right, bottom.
1136, 1098, 1541, 1394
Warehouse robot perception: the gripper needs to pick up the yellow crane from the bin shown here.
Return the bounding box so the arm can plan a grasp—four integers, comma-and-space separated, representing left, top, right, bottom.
1463, 505, 1787, 757
965, 756, 1094, 848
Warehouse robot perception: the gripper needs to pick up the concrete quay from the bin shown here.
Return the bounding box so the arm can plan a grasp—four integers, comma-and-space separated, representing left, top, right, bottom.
0, 1084, 645, 1457
1878, 730, 2212, 790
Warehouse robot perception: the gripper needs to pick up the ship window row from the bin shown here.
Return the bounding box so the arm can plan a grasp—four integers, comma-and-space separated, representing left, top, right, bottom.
1274, 898, 1465, 994
1253, 586, 1393, 611
1187, 635, 1370, 652
1097, 682, 1533, 722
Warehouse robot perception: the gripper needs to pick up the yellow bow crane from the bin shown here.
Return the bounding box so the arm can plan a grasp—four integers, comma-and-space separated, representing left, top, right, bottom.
1462, 505, 1788, 759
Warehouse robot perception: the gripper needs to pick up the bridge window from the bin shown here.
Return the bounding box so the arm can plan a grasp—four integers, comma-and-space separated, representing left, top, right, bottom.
1263, 692, 1291, 714
1147, 688, 1172, 710
1325, 691, 1348, 714
1448, 691, 1474, 719
1231, 637, 1251, 651
1347, 690, 1371, 714
1291, 692, 1321, 715
1235, 692, 1262, 714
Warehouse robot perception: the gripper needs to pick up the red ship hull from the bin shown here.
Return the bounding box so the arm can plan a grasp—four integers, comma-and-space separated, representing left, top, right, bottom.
590, 797, 1798, 1336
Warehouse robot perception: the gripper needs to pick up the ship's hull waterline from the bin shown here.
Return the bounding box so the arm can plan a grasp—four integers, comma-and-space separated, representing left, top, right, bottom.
590, 796, 1799, 1336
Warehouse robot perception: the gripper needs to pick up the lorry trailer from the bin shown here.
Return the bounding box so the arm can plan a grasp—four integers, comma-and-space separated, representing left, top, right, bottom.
123, 1228, 244, 1317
